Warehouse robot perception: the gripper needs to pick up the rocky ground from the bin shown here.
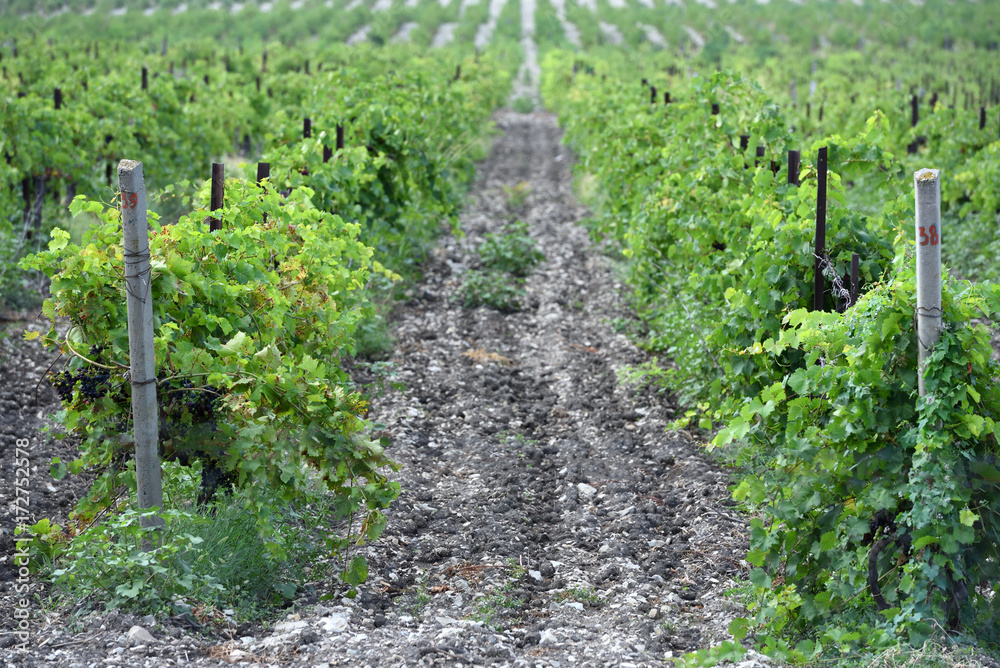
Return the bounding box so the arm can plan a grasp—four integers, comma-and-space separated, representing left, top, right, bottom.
0, 111, 754, 667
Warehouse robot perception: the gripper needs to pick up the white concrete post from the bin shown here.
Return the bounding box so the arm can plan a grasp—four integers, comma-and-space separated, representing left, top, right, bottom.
914, 168, 942, 398
119, 159, 164, 529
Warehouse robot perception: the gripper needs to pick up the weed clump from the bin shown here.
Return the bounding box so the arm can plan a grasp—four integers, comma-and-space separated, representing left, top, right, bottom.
460, 221, 545, 312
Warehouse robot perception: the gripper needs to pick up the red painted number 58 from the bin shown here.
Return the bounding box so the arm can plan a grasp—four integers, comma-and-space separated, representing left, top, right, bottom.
122, 192, 139, 210
918, 224, 939, 246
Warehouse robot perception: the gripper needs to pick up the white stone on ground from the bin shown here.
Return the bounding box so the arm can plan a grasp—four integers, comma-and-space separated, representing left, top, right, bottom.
126, 626, 155, 646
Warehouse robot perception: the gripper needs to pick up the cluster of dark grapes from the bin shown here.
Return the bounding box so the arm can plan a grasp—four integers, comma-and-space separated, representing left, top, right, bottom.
160, 381, 234, 502
162, 381, 222, 429
50, 347, 120, 404
180, 383, 220, 425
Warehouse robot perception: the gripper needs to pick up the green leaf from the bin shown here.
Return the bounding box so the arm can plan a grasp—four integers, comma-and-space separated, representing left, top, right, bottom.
749, 568, 771, 588
728, 617, 750, 640
969, 461, 1000, 483
50, 457, 67, 480
959, 509, 979, 527
115, 582, 142, 599
274, 582, 297, 600
217, 331, 246, 357
341, 555, 369, 586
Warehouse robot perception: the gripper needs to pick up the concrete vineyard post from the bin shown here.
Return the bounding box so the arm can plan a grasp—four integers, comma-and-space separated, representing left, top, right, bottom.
118, 160, 164, 530
813, 147, 828, 312
914, 168, 942, 397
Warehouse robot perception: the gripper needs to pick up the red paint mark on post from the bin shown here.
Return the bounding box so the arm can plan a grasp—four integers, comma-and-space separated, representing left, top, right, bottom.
122, 192, 138, 210
918, 224, 939, 246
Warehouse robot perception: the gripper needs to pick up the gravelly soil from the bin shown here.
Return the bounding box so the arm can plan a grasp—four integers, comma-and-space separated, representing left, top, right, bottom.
1, 112, 757, 667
